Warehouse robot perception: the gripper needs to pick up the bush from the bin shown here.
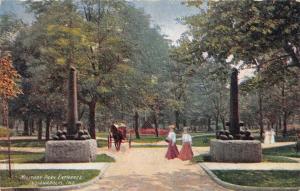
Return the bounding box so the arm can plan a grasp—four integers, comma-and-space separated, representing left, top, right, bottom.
0, 127, 10, 138
296, 141, 300, 152
191, 153, 211, 163
275, 136, 298, 142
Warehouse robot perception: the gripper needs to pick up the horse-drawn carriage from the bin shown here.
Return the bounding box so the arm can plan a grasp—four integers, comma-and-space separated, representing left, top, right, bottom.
108, 123, 132, 151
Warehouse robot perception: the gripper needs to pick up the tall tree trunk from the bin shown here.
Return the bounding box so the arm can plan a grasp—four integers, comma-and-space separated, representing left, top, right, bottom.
45, 116, 51, 141
23, 118, 29, 136
29, 119, 34, 136
221, 117, 226, 130
258, 92, 264, 140
255, 61, 264, 140
182, 118, 187, 127
134, 111, 140, 139
215, 114, 219, 132
281, 80, 288, 137
271, 122, 274, 130
175, 110, 180, 130
37, 119, 43, 140
88, 101, 96, 139
207, 117, 211, 132
1, 97, 8, 128
283, 111, 288, 137
153, 112, 159, 137
278, 116, 282, 130
16, 120, 19, 133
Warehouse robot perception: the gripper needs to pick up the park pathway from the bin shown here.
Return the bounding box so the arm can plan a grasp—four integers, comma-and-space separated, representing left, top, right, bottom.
72, 147, 229, 191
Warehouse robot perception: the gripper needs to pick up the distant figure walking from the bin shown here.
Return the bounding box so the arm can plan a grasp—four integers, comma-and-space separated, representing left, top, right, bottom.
270, 128, 275, 144
264, 127, 276, 144
178, 127, 194, 161
165, 125, 179, 160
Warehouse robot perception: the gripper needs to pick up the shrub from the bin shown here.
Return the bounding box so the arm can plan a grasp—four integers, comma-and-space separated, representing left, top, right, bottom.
296, 141, 300, 152
0, 127, 10, 138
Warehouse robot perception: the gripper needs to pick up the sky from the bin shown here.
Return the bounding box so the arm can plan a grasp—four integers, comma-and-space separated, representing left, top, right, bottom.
131, 0, 199, 42
0, 0, 254, 80
0, 0, 198, 42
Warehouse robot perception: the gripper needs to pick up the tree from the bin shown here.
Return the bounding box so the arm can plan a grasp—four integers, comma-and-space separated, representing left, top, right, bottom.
15, 0, 171, 140
183, 0, 300, 137
0, 55, 21, 128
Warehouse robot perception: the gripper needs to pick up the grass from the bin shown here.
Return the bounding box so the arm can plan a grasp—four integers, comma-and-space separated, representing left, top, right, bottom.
131, 144, 167, 148
191, 154, 298, 163
0, 139, 106, 148
0, 151, 44, 163
0, 152, 114, 163
131, 135, 165, 143
177, 135, 215, 147
94, 154, 115, 162
212, 170, 300, 187
263, 145, 300, 158
0, 169, 99, 187
275, 136, 298, 142
96, 132, 109, 138
96, 139, 108, 148
0, 127, 11, 137
262, 155, 298, 163
0, 139, 46, 147
191, 154, 211, 163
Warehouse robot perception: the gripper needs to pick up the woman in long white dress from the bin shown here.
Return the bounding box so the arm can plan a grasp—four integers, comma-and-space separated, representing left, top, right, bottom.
264, 128, 276, 144
270, 128, 275, 144
264, 130, 271, 144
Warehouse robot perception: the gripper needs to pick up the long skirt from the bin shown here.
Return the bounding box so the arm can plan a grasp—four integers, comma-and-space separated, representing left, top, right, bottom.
178, 143, 193, 161
165, 142, 179, 160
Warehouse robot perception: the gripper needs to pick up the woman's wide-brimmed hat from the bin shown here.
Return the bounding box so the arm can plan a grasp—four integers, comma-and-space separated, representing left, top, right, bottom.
168, 124, 176, 129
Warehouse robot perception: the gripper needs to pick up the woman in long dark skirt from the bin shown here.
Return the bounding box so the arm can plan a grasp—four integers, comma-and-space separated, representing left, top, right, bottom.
165, 125, 179, 160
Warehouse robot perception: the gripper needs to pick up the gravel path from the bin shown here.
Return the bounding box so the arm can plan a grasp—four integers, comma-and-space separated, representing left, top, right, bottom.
72, 147, 228, 191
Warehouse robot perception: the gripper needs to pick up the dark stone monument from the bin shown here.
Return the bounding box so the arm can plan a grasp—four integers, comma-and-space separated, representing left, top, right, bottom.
229, 68, 240, 137
52, 67, 90, 140
66, 67, 81, 139
211, 68, 262, 162
45, 67, 96, 162
216, 68, 253, 140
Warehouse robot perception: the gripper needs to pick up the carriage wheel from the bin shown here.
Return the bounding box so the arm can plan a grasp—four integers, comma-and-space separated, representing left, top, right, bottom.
115, 141, 121, 151
107, 135, 111, 149
129, 132, 132, 148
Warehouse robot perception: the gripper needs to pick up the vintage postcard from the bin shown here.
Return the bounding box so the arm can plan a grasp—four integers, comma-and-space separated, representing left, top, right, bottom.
0, 0, 300, 190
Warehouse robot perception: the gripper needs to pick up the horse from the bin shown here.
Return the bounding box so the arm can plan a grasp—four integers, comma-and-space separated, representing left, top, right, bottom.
110, 124, 124, 151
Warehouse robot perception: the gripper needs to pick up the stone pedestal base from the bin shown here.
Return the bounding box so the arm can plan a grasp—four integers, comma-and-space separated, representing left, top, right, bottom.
45, 139, 97, 162
210, 139, 262, 163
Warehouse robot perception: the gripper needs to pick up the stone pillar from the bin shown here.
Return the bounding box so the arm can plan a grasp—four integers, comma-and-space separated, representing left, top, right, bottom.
66, 67, 81, 139
229, 68, 240, 137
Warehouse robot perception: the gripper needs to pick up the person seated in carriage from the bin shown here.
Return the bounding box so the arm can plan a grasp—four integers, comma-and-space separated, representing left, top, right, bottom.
109, 124, 124, 151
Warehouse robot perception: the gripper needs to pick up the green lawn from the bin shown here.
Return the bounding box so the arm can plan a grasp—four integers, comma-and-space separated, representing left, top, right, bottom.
95, 154, 115, 162
275, 136, 298, 142
262, 155, 298, 163
212, 170, 300, 187
0, 139, 106, 148
191, 154, 211, 163
191, 154, 298, 163
96, 139, 108, 148
0, 151, 44, 163
131, 135, 165, 143
96, 132, 109, 138
0, 139, 46, 147
0, 170, 99, 187
177, 135, 215, 147
131, 144, 167, 148
0, 152, 114, 163
263, 145, 300, 158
